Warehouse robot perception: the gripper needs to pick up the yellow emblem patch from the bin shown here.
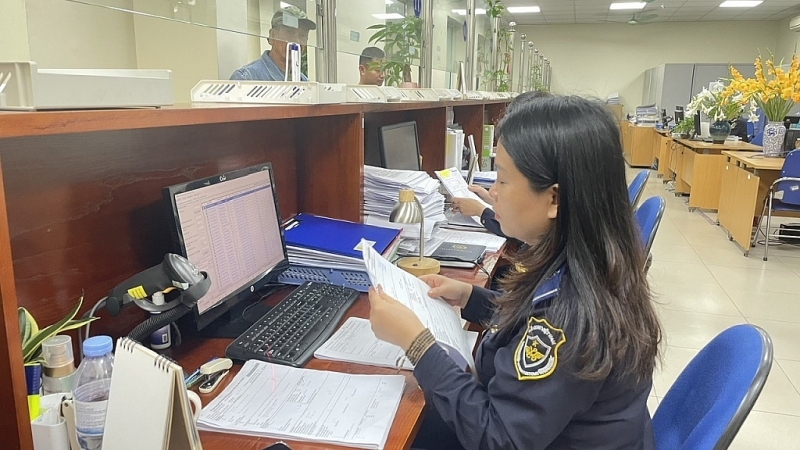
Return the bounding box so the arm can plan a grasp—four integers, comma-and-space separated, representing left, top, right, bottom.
514, 316, 566, 381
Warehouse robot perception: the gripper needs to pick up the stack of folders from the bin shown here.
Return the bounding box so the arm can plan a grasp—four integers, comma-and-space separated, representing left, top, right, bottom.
363, 165, 446, 240
283, 213, 401, 272
397, 229, 506, 268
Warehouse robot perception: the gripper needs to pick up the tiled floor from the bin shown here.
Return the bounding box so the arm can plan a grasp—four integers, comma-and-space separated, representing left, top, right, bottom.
634, 168, 800, 448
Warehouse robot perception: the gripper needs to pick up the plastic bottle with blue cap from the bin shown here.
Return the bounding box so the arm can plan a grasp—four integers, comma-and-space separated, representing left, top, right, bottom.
72, 335, 114, 450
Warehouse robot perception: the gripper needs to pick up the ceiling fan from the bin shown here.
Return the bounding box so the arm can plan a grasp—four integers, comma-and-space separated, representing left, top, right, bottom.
600, 11, 659, 25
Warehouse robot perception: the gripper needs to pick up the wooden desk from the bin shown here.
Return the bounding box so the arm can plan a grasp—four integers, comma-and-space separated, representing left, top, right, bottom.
0, 100, 508, 449
672, 139, 762, 210
173, 252, 498, 450
718, 151, 789, 255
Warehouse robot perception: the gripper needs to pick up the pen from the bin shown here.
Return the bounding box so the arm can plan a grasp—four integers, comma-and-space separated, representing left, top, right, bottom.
185, 357, 217, 388
25, 363, 42, 420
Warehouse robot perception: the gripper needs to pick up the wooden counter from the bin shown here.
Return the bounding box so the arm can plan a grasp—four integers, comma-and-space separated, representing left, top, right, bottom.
0, 99, 508, 449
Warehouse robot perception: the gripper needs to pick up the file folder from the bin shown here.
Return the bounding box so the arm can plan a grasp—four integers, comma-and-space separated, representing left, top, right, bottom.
284, 213, 401, 259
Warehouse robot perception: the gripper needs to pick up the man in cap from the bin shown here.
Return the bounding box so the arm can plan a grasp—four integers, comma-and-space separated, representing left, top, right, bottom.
230, 6, 316, 81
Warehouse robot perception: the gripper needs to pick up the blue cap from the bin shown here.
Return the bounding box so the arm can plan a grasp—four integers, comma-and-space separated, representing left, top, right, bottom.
83, 335, 113, 357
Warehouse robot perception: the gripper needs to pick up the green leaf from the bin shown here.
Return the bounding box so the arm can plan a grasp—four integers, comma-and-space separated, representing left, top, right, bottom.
22, 295, 88, 363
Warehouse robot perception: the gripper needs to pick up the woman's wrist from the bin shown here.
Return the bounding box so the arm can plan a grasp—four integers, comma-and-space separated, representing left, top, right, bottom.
405, 328, 436, 366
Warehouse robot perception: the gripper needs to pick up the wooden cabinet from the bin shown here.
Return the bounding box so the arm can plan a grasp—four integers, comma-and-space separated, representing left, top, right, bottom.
657, 135, 673, 178
621, 122, 657, 167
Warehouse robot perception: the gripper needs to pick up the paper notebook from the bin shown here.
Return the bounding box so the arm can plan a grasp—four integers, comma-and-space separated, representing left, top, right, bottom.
103, 338, 202, 450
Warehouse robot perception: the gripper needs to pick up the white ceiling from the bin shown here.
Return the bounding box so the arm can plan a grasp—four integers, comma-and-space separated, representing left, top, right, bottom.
503, 0, 800, 25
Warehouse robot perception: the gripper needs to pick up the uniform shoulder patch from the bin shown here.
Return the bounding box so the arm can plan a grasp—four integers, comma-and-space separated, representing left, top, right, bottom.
514, 316, 566, 381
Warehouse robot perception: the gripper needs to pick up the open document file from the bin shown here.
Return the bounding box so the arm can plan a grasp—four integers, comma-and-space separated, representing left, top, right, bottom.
362, 240, 476, 371
197, 360, 404, 449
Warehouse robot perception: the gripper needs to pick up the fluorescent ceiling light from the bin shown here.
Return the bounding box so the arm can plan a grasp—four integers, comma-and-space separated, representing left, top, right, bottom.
279, 1, 291, 8
452, 8, 487, 16
372, 13, 405, 19
385, 0, 393, 4
719, 0, 762, 7
609, 2, 646, 10
507, 6, 541, 13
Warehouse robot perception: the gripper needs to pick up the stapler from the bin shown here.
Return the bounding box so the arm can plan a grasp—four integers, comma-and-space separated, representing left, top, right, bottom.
197, 358, 232, 394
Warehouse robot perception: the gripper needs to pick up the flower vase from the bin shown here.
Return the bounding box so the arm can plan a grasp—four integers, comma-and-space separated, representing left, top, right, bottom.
763, 121, 786, 157
709, 120, 731, 144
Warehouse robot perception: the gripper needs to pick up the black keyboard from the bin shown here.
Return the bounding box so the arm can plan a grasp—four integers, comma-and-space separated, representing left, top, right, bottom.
225, 281, 359, 367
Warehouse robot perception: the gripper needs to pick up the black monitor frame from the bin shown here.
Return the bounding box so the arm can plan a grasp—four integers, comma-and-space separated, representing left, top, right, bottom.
693, 113, 702, 137
163, 164, 290, 336
379, 121, 422, 171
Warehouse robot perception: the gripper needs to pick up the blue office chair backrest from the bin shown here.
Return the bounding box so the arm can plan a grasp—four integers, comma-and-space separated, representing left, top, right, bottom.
628, 170, 650, 206
776, 149, 800, 206
652, 324, 773, 450
633, 196, 665, 255
751, 131, 763, 146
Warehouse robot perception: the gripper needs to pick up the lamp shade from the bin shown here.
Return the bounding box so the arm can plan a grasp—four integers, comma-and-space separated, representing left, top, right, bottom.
389, 189, 422, 224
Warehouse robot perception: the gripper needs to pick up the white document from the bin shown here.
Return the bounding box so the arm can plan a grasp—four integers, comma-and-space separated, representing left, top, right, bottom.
315, 317, 480, 371
362, 241, 476, 371
197, 360, 404, 450
436, 167, 489, 226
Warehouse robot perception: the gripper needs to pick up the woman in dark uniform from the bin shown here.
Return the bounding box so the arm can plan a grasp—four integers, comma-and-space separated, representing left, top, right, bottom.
368, 94, 661, 450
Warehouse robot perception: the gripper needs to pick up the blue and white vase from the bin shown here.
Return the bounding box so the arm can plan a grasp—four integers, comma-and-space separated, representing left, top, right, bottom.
763, 121, 786, 157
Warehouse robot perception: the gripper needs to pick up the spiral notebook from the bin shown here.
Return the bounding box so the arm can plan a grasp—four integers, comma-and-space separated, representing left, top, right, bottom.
103, 338, 202, 450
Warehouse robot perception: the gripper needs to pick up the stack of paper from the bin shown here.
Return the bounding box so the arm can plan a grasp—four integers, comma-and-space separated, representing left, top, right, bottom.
398, 228, 506, 257
363, 165, 446, 232
284, 213, 401, 271
607, 92, 620, 105
315, 317, 479, 371
362, 241, 476, 371
197, 360, 404, 449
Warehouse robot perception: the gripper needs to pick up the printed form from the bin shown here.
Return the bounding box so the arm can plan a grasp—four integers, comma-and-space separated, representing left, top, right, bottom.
315, 317, 479, 371
435, 167, 489, 226
362, 242, 476, 371
197, 359, 404, 450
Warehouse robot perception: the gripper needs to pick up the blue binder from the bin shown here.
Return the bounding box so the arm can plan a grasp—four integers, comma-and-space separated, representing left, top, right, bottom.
284, 213, 401, 258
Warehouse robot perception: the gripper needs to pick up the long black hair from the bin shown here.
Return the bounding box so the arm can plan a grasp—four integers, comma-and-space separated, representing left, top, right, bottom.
495, 95, 661, 382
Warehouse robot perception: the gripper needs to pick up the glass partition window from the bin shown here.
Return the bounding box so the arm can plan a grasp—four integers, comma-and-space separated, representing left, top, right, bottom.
336, 0, 422, 87
431, 0, 467, 89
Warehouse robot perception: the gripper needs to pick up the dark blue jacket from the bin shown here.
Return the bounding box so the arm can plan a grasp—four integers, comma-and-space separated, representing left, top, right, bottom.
413, 266, 655, 450
479, 208, 505, 238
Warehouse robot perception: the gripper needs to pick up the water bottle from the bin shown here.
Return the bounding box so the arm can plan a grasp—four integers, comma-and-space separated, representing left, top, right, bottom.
72, 335, 114, 450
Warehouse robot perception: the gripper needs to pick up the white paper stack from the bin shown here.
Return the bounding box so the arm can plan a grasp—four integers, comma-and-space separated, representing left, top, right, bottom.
364, 165, 446, 224
198, 360, 404, 449
607, 92, 620, 105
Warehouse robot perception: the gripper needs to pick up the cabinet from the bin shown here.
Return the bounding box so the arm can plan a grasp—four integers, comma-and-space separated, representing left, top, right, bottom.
622, 121, 657, 167
642, 63, 756, 117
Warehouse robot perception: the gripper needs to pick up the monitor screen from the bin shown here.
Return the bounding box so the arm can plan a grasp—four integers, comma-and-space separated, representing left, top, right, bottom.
693, 113, 702, 137
380, 121, 421, 171
674, 107, 684, 124
163, 164, 289, 332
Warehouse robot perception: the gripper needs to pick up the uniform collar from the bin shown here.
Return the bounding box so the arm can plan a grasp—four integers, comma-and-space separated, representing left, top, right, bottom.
531, 264, 566, 307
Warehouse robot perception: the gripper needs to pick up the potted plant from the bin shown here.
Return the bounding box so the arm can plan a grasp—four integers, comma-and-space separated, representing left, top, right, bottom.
368, 16, 422, 88
673, 117, 694, 139
686, 83, 754, 144
19, 294, 96, 365
19, 294, 96, 417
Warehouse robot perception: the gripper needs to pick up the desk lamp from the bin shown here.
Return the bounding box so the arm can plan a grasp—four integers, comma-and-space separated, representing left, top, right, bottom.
390, 189, 440, 276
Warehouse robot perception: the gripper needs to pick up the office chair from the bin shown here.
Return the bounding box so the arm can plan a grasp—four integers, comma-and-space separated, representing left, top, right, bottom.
633, 196, 665, 272
628, 170, 650, 206
652, 324, 773, 450
751, 149, 800, 261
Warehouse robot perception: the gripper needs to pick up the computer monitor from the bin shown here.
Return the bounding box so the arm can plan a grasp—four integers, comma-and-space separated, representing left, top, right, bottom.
163, 164, 289, 336
674, 107, 684, 124
379, 121, 422, 171
693, 113, 702, 137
